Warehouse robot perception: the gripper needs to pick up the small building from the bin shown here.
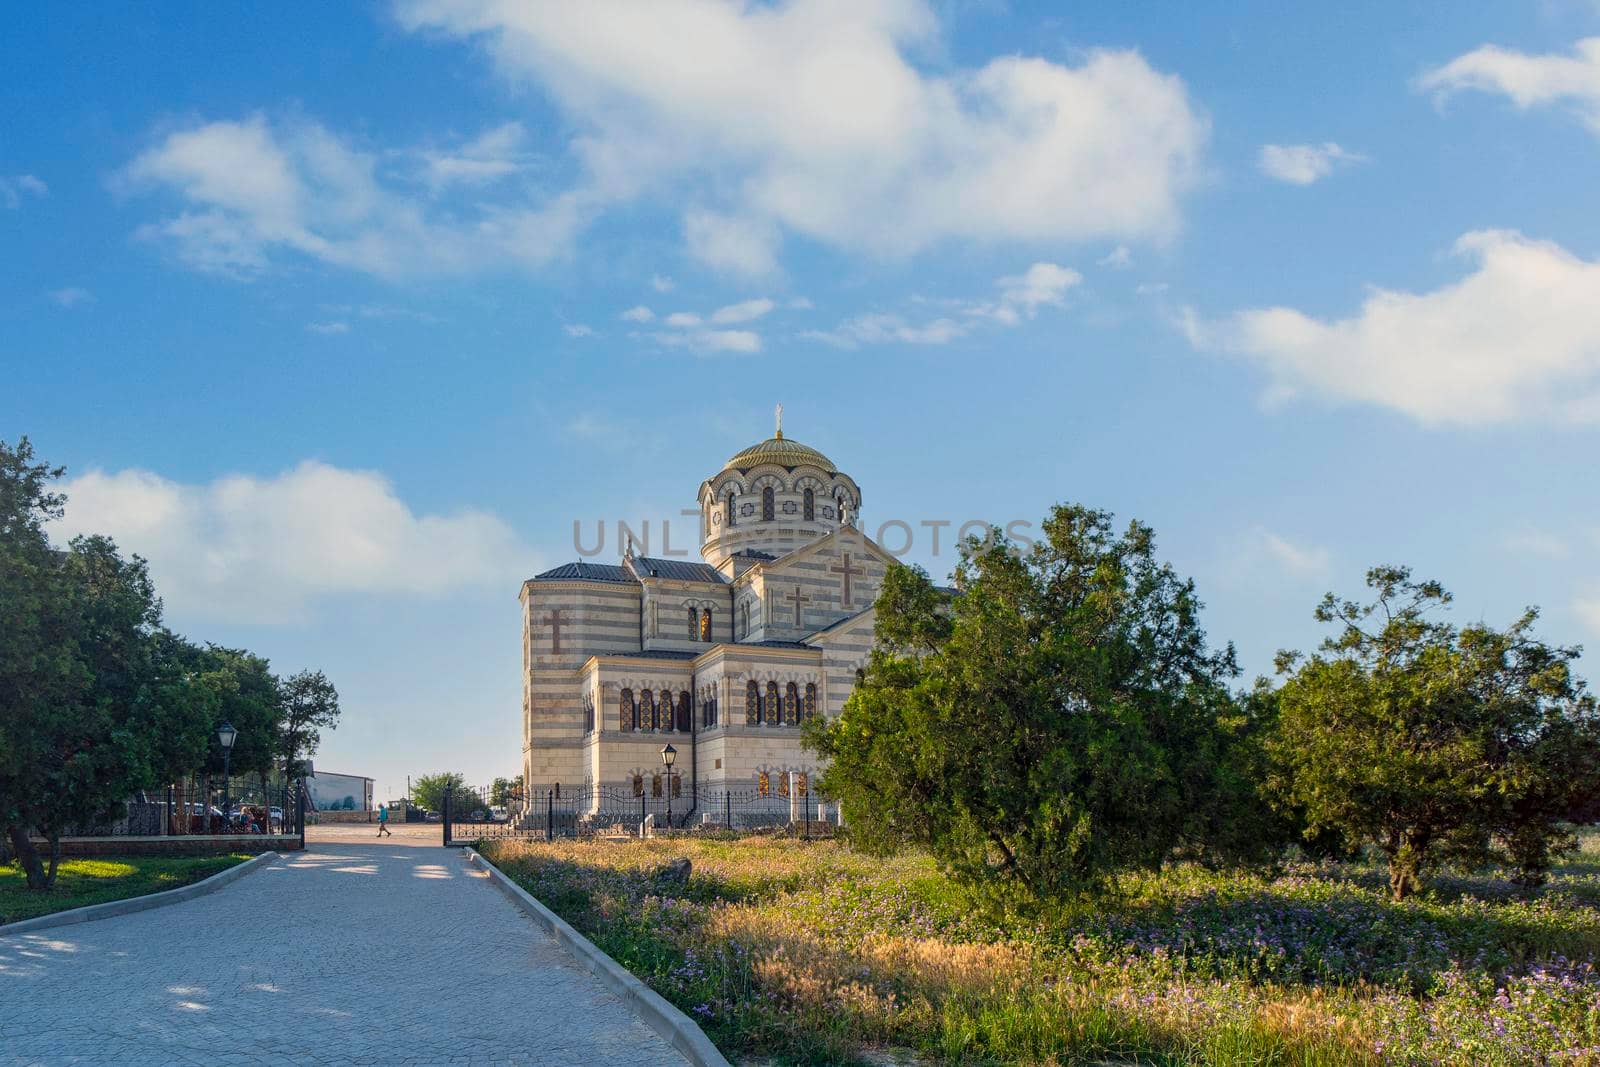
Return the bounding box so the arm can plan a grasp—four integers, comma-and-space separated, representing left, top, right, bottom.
306, 770, 374, 812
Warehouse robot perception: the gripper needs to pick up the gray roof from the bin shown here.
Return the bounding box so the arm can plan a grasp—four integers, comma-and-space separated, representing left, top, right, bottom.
627, 556, 727, 584
746, 639, 813, 649
599, 649, 701, 661
732, 549, 776, 561
528, 562, 632, 584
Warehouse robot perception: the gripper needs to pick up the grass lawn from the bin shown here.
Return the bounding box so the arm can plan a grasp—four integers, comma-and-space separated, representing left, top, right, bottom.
0, 853, 251, 926
481, 833, 1600, 1066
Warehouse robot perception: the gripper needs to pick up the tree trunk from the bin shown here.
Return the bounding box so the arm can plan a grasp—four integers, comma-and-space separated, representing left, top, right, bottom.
45, 833, 62, 889
6, 825, 48, 892
1387, 837, 1425, 901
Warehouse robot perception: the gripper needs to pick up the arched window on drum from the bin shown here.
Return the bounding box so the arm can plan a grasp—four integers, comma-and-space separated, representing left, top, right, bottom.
803, 488, 815, 521
660, 689, 674, 732
700, 607, 712, 642
687, 606, 699, 640
762, 486, 775, 521
619, 688, 635, 732
746, 680, 760, 725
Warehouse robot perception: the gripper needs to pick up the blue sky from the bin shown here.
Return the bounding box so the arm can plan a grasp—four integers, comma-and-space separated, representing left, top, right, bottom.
6, 2, 1600, 801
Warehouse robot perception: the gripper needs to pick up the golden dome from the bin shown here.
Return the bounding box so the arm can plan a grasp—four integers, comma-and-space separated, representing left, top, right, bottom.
722, 434, 837, 473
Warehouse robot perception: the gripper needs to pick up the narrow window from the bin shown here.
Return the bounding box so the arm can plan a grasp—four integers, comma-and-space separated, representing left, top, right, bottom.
757, 770, 770, 797
762, 486, 775, 521
746, 680, 760, 725
778, 772, 790, 799
660, 689, 674, 732
671, 774, 682, 799
767, 682, 780, 724
726, 489, 737, 527
678, 691, 691, 732
652, 773, 663, 798
803, 488, 815, 521
640, 689, 655, 731
804, 683, 817, 721
632, 773, 643, 797
584, 693, 595, 734
740, 601, 749, 637
700, 607, 712, 641
785, 682, 799, 725
796, 773, 808, 797
688, 606, 698, 640
620, 688, 634, 732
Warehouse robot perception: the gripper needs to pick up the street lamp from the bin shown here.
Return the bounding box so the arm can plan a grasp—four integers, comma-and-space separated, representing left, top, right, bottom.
217, 722, 237, 832
660, 743, 677, 831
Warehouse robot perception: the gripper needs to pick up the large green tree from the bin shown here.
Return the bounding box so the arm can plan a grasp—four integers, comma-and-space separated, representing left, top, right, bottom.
1271, 566, 1600, 900
809, 504, 1268, 908
278, 669, 340, 781
411, 772, 483, 817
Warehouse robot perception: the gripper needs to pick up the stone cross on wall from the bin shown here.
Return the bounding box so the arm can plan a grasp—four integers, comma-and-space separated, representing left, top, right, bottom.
829, 551, 864, 609
785, 586, 811, 627
543, 608, 564, 655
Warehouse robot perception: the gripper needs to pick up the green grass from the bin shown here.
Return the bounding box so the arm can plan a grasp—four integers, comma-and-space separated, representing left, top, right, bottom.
481, 833, 1600, 1066
0, 853, 251, 925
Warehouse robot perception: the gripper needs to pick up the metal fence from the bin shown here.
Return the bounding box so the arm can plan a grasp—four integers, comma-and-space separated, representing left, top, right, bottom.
62, 783, 306, 837
444, 783, 836, 845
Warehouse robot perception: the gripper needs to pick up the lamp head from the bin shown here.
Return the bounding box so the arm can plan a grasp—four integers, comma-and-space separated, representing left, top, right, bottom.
660, 743, 677, 767
216, 722, 238, 752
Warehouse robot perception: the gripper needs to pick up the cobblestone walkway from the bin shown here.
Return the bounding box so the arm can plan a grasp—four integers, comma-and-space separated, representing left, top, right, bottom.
0, 843, 689, 1066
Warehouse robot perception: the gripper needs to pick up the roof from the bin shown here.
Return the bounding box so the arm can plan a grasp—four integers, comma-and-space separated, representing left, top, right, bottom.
732, 549, 776, 560
746, 639, 813, 649
595, 649, 701, 661
628, 556, 727, 584
528, 562, 632, 584
722, 433, 836, 473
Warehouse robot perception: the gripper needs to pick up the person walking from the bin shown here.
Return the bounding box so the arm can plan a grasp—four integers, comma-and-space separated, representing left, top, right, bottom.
376, 803, 393, 837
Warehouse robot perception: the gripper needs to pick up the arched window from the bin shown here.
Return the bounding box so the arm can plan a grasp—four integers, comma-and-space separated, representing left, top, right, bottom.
726, 489, 737, 527
660, 689, 674, 732
671, 774, 682, 798
707, 689, 718, 727
778, 771, 791, 798
746, 680, 759, 725
640, 689, 655, 731
688, 606, 698, 640
804, 683, 817, 721
740, 601, 750, 637
762, 486, 775, 521
803, 488, 815, 521
583, 693, 595, 733
784, 682, 799, 725
652, 773, 663, 798
677, 691, 691, 731
855, 667, 865, 686
700, 607, 712, 641
620, 688, 635, 732
766, 682, 780, 724
632, 773, 644, 797
796, 772, 808, 797
757, 769, 770, 797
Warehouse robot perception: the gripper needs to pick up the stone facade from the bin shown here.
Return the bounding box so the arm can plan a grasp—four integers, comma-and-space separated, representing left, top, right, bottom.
520, 428, 891, 803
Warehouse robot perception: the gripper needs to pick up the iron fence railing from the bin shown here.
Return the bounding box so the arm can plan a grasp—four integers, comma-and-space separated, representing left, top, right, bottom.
60, 784, 307, 837
444, 783, 837, 845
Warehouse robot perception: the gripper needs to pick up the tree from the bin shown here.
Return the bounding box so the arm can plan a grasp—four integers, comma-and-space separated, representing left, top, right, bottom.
412, 772, 481, 816
809, 504, 1264, 909
1271, 566, 1600, 900
279, 670, 340, 781
490, 775, 523, 807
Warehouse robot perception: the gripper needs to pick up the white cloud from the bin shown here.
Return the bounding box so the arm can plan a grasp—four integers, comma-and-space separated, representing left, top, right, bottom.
1098, 245, 1132, 269
1253, 528, 1331, 577
1258, 142, 1364, 185
0, 173, 47, 208
49, 461, 534, 624
664, 311, 702, 328
650, 273, 675, 293
1187, 229, 1600, 425
709, 297, 776, 325
1419, 37, 1600, 133
1576, 595, 1600, 639
48, 287, 93, 308
122, 114, 593, 279
808, 261, 1077, 344
1136, 282, 1169, 296
417, 121, 529, 189
654, 328, 762, 354
394, 0, 1206, 270
1505, 529, 1570, 559
620, 305, 655, 323
563, 322, 597, 337
307, 321, 350, 335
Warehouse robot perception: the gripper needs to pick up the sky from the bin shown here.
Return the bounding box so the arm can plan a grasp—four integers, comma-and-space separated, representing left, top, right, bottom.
5, 2, 1600, 802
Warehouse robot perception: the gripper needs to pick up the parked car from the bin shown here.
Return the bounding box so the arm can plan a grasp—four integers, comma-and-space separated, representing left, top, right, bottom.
489, 805, 509, 823
423, 810, 440, 823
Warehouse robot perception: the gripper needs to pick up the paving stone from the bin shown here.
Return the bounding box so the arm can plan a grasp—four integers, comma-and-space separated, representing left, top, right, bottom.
0, 842, 688, 1065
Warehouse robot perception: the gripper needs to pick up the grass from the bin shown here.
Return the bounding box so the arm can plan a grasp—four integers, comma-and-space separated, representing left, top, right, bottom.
0, 853, 251, 925
480, 833, 1600, 1066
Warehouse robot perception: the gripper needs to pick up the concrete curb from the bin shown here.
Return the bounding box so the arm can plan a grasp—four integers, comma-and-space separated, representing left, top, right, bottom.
465, 848, 731, 1067
0, 851, 278, 936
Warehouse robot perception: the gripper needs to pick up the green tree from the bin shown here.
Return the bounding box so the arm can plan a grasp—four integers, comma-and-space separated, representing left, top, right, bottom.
1271, 566, 1600, 900
411, 772, 482, 816
278, 670, 340, 781
810, 505, 1264, 909
489, 774, 523, 807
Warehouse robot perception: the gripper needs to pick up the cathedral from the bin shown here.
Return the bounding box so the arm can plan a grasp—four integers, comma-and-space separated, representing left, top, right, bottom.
519, 417, 894, 806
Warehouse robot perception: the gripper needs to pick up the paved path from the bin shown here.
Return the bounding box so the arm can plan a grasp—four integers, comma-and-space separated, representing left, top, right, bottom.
0, 842, 690, 1066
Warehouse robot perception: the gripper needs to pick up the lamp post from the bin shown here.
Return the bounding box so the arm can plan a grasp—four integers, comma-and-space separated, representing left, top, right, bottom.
660, 743, 677, 831
216, 721, 238, 832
